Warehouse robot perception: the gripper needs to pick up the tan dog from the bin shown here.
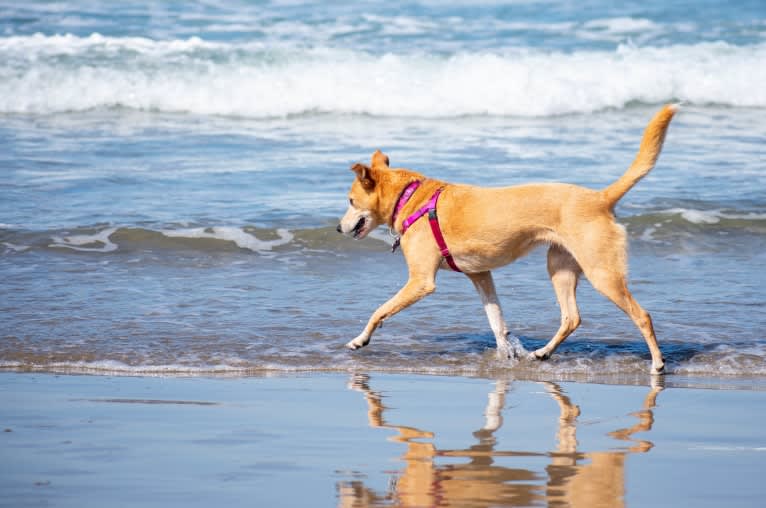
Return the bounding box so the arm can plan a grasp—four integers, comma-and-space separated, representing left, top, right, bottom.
337, 105, 678, 374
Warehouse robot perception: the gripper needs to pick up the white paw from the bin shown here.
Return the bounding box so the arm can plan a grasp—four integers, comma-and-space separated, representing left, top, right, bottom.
345, 334, 369, 350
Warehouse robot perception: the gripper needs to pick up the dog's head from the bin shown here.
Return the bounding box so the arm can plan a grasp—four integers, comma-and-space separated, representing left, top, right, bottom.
336, 150, 391, 240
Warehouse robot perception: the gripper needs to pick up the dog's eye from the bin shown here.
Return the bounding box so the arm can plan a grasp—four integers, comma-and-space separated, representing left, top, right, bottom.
349, 198, 355, 206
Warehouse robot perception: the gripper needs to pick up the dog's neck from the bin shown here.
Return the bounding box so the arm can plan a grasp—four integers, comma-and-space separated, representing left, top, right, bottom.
383, 170, 426, 228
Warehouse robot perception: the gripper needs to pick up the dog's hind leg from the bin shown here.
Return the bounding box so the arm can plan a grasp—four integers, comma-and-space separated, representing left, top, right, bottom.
531, 246, 582, 361
567, 224, 665, 374
467, 271, 517, 359
586, 269, 665, 374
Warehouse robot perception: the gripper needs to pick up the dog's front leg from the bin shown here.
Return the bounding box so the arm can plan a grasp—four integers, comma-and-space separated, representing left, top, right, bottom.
346, 276, 436, 350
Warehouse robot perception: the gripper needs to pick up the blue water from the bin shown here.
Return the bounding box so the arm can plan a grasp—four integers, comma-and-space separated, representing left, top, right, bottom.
1, 0, 765, 381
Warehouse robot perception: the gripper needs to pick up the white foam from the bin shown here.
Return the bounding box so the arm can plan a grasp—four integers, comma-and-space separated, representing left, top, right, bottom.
0, 32, 226, 56
362, 14, 439, 36
1, 34, 765, 117
49, 227, 119, 252
659, 208, 766, 225
18, 359, 254, 377
2, 242, 30, 252
584, 17, 661, 33
161, 227, 293, 252
44, 225, 294, 254
639, 226, 657, 242
661, 208, 722, 224
720, 211, 766, 220
577, 17, 665, 43
673, 344, 766, 377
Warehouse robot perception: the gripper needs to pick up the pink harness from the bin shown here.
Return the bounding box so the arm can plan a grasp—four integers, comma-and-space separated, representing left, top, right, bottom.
391, 181, 462, 272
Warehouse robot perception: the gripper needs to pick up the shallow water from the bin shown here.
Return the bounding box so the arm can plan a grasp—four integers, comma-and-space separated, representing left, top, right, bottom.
1, 1, 765, 381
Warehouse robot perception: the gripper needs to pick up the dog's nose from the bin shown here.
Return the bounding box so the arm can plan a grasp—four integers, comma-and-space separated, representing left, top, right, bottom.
336, 224, 342, 233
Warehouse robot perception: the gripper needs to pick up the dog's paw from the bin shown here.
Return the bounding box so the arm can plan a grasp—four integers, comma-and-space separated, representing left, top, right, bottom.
528, 349, 550, 361
345, 334, 370, 350
650, 360, 666, 376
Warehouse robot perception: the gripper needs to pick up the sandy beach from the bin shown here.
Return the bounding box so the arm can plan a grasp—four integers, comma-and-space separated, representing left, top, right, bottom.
1, 372, 764, 507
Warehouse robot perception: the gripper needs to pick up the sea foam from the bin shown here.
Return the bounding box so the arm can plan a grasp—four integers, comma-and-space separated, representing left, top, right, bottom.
658, 208, 766, 225
49, 227, 119, 252
1, 34, 764, 117
45, 226, 295, 253
161, 227, 294, 251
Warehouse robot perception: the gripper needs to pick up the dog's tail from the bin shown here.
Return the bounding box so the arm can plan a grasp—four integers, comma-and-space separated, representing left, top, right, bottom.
602, 104, 679, 208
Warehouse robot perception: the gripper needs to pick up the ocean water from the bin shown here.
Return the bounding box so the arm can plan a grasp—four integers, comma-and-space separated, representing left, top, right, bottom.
1, 0, 765, 382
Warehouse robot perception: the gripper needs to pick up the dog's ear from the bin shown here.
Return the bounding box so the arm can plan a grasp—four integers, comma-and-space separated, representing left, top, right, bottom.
350, 163, 376, 190
371, 150, 390, 170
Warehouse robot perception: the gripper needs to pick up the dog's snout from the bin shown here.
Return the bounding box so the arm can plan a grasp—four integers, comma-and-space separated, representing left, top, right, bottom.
336, 224, 342, 234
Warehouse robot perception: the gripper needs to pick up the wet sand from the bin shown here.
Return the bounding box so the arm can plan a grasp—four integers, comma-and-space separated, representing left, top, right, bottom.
1, 372, 764, 507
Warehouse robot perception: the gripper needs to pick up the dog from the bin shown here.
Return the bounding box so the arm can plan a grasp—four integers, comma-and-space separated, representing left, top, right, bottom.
337, 105, 677, 374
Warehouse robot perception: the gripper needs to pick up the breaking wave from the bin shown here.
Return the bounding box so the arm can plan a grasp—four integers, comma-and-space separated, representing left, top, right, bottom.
2, 207, 765, 256
1, 33, 765, 117
0, 207, 763, 256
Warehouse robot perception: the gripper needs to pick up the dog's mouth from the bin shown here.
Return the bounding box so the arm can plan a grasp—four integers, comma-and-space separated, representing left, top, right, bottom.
352, 217, 367, 239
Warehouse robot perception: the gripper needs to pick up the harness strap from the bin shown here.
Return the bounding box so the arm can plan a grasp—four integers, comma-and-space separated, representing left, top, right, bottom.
391, 180, 421, 227
427, 189, 462, 272
395, 185, 461, 272
400, 195, 433, 234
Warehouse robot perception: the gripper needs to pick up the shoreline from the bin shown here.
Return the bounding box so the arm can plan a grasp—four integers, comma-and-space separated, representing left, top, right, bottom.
2, 371, 764, 507
2, 365, 764, 392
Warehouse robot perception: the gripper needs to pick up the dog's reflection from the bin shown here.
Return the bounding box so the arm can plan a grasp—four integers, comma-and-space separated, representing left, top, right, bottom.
338, 374, 662, 508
